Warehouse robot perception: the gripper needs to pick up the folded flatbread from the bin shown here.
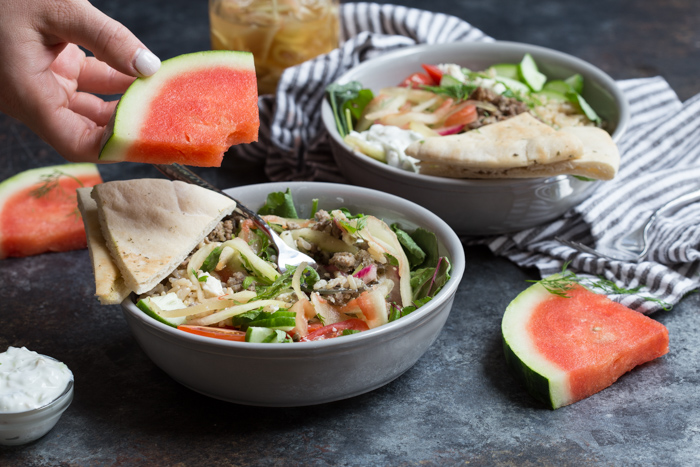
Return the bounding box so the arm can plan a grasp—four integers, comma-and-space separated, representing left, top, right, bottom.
406, 113, 620, 180
90, 179, 237, 295
77, 187, 130, 305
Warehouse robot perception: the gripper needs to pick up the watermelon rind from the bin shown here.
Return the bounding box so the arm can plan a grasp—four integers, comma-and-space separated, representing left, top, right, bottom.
501, 275, 571, 409
99, 50, 256, 162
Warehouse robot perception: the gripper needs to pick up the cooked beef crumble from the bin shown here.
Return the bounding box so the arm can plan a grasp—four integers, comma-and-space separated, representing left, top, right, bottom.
206, 215, 236, 243
467, 86, 530, 130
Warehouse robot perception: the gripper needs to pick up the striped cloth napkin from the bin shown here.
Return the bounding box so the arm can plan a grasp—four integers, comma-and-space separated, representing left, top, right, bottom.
230, 2, 700, 314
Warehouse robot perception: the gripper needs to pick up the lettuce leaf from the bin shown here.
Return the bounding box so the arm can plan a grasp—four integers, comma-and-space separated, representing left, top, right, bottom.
411, 257, 451, 301
258, 188, 298, 218
391, 224, 426, 269
326, 81, 374, 138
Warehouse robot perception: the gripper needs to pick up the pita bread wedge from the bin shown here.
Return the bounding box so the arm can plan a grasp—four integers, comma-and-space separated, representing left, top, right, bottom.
405, 113, 584, 170
417, 124, 619, 180
92, 179, 237, 295
77, 187, 130, 305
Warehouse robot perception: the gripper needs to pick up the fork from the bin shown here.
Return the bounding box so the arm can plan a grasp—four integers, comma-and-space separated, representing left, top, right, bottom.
555, 187, 700, 262
152, 163, 316, 273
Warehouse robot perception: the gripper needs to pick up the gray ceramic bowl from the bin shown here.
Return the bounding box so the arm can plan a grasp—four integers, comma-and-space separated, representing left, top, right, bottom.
120, 181, 465, 407
321, 41, 630, 236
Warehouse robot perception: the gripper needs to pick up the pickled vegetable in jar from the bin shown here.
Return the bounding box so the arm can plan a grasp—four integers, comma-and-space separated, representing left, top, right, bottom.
209, 0, 340, 94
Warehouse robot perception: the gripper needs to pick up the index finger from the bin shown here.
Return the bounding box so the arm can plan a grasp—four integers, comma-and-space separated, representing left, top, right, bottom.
41, 0, 160, 78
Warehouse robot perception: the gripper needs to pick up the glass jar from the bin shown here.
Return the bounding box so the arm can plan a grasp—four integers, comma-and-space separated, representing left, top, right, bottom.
209, 0, 340, 95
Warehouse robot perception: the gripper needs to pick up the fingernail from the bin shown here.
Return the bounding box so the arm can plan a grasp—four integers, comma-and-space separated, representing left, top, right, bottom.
133, 48, 161, 76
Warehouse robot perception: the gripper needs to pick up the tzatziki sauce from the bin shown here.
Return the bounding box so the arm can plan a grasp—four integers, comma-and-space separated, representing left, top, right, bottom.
349, 124, 423, 172
0, 347, 73, 413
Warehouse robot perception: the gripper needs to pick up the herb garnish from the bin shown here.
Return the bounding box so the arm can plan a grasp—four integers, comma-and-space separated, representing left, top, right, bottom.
421, 83, 478, 102
529, 262, 673, 310
30, 169, 84, 198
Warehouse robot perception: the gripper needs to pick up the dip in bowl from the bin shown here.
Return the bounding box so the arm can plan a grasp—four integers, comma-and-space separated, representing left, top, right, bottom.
322, 41, 629, 235
120, 181, 465, 406
0, 347, 74, 446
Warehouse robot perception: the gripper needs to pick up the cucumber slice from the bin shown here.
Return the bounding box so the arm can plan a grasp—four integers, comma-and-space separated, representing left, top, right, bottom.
247, 317, 296, 331
564, 73, 584, 94
567, 92, 601, 124
518, 53, 547, 92
245, 327, 291, 343
542, 80, 574, 95
490, 63, 520, 80
343, 134, 386, 162
439, 74, 463, 87
494, 76, 531, 95
137, 293, 187, 328
532, 90, 568, 103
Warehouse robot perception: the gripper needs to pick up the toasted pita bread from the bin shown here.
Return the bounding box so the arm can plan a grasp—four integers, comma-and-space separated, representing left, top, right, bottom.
77, 187, 130, 305
405, 113, 584, 170
417, 124, 619, 180
91, 179, 237, 295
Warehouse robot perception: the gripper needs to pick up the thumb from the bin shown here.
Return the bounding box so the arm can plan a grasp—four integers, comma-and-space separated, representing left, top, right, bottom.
42, 0, 161, 77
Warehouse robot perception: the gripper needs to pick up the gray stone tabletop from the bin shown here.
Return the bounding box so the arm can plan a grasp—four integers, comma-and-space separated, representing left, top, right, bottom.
1, 1, 699, 465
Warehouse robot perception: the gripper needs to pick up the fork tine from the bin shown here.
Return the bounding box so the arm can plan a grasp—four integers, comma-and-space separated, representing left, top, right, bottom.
554, 236, 619, 261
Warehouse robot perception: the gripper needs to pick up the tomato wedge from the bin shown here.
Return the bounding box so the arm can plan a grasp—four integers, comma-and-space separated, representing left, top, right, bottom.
444, 104, 478, 128
399, 72, 436, 88
178, 325, 246, 342
421, 64, 443, 84
299, 319, 370, 342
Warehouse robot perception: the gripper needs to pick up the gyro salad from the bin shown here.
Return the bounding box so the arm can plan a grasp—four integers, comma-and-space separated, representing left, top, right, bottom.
326, 53, 604, 172
137, 189, 450, 343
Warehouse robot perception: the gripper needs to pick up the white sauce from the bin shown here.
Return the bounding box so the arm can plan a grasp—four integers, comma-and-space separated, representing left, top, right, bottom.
350, 124, 423, 172
0, 347, 73, 413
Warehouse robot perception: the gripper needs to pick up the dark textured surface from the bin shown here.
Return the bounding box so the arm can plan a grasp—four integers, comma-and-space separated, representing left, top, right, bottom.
2, 1, 700, 465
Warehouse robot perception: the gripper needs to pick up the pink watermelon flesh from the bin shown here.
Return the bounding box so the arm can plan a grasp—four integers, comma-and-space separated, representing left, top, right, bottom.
0, 165, 103, 258
126, 66, 259, 166
528, 284, 669, 406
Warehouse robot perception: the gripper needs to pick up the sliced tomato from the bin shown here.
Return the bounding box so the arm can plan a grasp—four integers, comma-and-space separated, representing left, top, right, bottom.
421, 64, 443, 84
178, 325, 246, 342
399, 72, 435, 88
444, 104, 477, 128
299, 319, 370, 342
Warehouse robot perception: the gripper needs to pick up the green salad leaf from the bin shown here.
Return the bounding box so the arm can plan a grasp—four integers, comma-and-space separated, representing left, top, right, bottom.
201, 246, 223, 273
411, 257, 451, 302
326, 81, 374, 138
258, 188, 298, 218
391, 224, 426, 269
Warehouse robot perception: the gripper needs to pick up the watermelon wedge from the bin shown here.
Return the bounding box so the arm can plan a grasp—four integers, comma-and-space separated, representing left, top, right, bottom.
100, 51, 259, 167
0, 164, 103, 258
502, 275, 669, 409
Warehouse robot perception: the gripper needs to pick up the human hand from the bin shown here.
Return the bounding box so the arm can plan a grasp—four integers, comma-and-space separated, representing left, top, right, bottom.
0, 0, 161, 162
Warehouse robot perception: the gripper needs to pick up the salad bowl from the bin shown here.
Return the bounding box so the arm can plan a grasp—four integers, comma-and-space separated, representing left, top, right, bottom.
120, 182, 465, 407
321, 41, 630, 236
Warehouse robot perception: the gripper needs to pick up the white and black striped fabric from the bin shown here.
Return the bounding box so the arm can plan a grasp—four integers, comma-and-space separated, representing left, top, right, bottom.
229, 3, 700, 314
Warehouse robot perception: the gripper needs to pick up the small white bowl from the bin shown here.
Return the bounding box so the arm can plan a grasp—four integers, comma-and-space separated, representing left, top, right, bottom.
321, 41, 630, 236
0, 362, 74, 446
121, 181, 465, 407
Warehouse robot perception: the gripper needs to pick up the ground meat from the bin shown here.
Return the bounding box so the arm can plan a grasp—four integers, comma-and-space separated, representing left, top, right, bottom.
329, 252, 356, 273
206, 216, 236, 243
225, 271, 249, 292
466, 86, 531, 130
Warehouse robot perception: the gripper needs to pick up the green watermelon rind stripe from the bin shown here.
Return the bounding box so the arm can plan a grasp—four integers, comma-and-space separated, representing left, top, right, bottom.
501, 276, 572, 409
502, 333, 556, 409
99, 50, 255, 162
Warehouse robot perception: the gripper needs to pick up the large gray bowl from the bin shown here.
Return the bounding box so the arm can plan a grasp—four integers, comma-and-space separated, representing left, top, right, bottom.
121, 182, 465, 407
321, 41, 630, 236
